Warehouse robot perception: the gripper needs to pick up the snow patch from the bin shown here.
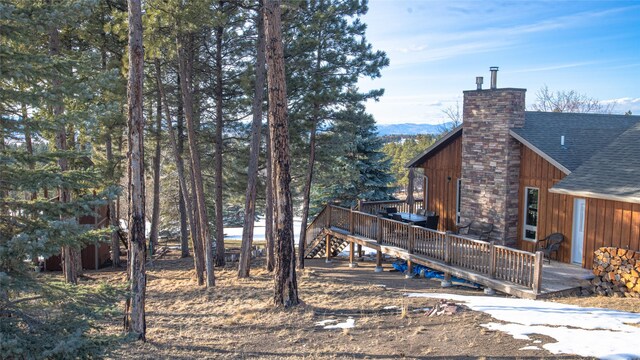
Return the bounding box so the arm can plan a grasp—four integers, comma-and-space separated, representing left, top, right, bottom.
383, 306, 399, 310
404, 293, 640, 360
315, 319, 338, 326
323, 317, 355, 330
519, 345, 541, 351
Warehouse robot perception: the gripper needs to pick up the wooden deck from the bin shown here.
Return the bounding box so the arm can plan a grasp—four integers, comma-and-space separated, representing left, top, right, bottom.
305, 204, 593, 299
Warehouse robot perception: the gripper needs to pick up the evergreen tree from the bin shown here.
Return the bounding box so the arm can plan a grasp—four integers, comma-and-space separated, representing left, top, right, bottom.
282, 0, 389, 267
1, 0, 122, 354
312, 106, 394, 210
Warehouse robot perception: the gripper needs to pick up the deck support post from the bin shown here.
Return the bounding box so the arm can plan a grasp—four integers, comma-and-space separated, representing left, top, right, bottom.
375, 250, 383, 272
325, 234, 332, 263
483, 287, 496, 295
357, 244, 363, 258
533, 251, 543, 294
441, 272, 452, 287
326, 205, 332, 228
349, 241, 357, 268
406, 224, 415, 278
375, 214, 383, 272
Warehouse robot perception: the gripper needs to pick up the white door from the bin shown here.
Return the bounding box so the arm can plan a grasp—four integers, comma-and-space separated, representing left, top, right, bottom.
572, 198, 586, 265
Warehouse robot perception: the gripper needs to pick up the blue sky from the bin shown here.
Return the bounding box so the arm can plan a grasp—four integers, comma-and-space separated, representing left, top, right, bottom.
358, 0, 640, 124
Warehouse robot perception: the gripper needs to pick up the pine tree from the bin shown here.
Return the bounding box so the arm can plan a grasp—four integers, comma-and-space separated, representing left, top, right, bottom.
312, 106, 395, 210
282, 0, 389, 268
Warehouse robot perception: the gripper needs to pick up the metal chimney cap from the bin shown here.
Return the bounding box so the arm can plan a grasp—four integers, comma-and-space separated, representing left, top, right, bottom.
490, 66, 499, 71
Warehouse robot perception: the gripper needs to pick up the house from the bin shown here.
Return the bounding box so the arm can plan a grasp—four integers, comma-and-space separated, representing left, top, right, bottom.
44, 204, 112, 271
406, 68, 640, 269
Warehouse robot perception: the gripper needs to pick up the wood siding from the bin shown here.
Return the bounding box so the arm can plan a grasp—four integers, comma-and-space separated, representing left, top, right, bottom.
517, 145, 640, 268
517, 146, 573, 263
422, 136, 462, 231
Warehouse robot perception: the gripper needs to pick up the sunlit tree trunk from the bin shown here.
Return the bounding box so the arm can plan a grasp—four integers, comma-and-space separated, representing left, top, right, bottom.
213, 3, 226, 267
154, 60, 203, 281
177, 32, 215, 287
265, 122, 275, 272
264, 0, 299, 307
123, 0, 146, 340
238, 0, 266, 278
149, 84, 162, 255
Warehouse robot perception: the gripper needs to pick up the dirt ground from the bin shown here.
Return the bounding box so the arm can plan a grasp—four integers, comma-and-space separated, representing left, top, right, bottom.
79, 250, 640, 359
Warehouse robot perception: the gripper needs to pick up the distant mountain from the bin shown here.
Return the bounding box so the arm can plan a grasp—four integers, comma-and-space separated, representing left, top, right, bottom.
376, 122, 454, 136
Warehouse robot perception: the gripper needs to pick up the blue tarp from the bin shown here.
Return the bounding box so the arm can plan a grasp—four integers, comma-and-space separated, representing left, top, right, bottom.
392, 260, 480, 288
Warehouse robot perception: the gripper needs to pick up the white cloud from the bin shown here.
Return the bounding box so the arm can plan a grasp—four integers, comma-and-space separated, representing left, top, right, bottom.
508, 61, 601, 74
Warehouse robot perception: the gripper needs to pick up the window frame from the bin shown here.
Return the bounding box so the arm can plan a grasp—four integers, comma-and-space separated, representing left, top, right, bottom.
523, 186, 539, 241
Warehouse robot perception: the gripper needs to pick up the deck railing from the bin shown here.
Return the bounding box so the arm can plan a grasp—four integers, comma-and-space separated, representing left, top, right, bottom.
304, 205, 329, 248
320, 204, 543, 293
357, 199, 424, 215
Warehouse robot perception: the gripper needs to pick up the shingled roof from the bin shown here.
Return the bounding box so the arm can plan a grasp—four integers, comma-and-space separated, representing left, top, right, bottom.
511, 112, 640, 173
550, 120, 640, 203
406, 111, 640, 203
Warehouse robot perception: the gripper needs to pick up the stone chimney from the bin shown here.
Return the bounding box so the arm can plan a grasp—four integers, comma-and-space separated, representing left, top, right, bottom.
460, 70, 525, 246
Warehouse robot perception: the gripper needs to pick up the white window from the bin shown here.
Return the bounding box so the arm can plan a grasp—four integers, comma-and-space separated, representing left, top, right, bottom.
456, 179, 462, 224
523, 187, 539, 241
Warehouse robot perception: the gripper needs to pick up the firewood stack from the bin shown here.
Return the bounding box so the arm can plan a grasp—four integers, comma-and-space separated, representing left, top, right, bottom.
591, 247, 640, 298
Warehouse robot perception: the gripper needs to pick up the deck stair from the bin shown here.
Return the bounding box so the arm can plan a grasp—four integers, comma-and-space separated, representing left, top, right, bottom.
304, 229, 348, 259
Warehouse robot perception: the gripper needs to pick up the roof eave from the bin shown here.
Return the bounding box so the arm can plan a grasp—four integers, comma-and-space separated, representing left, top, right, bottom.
549, 187, 640, 204
509, 130, 571, 175
406, 125, 463, 168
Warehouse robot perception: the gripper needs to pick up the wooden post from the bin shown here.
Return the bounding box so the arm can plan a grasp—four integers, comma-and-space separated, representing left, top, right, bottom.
349, 241, 357, 268
326, 204, 332, 228
349, 207, 354, 234
357, 244, 363, 258
444, 231, 451, 264
406, 224, 414, 278
441, 272, 452, 287
357, 199, 363, 212
375, 215, 384, 272
407, 168, 415, 214
489, 241, 496, 278
533, 251, 543, 294
325, 234, 332, 263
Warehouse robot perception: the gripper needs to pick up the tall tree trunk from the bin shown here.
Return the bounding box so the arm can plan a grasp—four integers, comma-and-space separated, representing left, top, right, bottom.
176, 78, 196, 260
106, 134, 121, 267
297, 120, 317, 269
178, 187, 189, 258
265, 121, 275, 272
124, 0, 146, 340
149, 78, 162, 254
177, 33, 215, 287
49, 11, 77, 285
264, 0, 299, 307
213, 4, 226, 267
238, 0, 266, 278
154, 60, 203, 281
298, 35, 323, 269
